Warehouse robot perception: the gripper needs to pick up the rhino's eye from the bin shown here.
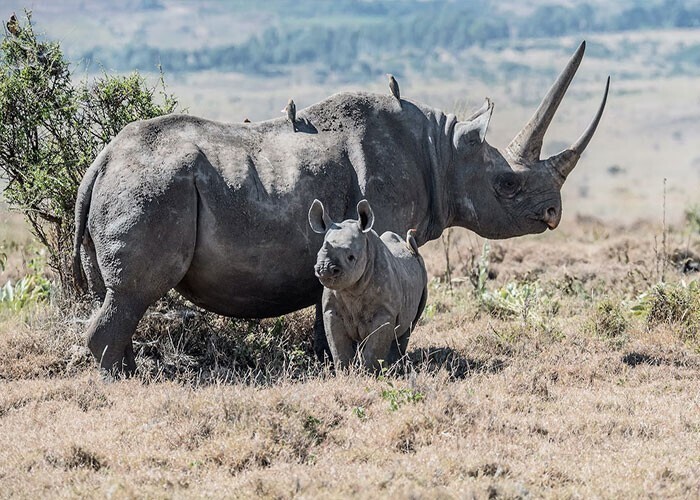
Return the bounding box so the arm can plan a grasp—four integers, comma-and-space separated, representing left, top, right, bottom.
347, 255, 356, 262
495, 174, 522, 198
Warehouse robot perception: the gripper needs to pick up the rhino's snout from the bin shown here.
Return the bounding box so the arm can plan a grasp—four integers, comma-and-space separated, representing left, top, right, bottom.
543, 206, 560, 230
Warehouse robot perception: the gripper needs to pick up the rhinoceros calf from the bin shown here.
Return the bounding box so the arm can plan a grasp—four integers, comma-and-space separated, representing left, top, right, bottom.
309, 199, 428, 371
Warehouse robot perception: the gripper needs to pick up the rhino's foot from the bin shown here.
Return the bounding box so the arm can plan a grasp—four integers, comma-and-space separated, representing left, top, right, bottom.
86, 289, 145, 377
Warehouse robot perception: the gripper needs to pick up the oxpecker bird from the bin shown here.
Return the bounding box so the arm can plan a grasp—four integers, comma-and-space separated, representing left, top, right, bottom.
282, 98, 296, 132
6, 13, 20, 36
387, 74, 400, 101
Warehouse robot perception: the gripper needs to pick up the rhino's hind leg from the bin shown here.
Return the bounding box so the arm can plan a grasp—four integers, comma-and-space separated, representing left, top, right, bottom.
85, 156, 198, 375
86, 289, 148, 375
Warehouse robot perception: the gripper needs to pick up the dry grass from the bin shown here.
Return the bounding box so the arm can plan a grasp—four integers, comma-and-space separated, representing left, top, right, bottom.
1, 26, 700, 494
1, 217, 700, 498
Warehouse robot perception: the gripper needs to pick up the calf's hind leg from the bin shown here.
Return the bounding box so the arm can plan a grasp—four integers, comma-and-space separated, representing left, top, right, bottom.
359, 314, 395, 372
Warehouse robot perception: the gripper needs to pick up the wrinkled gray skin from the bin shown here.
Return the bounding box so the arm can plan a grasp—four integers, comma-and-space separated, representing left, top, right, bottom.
309, 199, 427, 371
73, 42, 609, 373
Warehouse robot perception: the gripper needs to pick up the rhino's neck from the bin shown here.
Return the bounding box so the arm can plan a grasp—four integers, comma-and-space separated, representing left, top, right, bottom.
445, 141, 497, 234
442, 125, 489, 235
301, 92, 458, 246
413, 106, 459, 245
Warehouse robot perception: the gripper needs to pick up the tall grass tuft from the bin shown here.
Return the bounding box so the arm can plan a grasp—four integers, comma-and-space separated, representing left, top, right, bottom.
590, 298, 628, 342
642, 282, 700, 343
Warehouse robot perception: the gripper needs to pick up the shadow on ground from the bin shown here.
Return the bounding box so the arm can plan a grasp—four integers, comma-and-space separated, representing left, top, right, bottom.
406, 346, 507, 379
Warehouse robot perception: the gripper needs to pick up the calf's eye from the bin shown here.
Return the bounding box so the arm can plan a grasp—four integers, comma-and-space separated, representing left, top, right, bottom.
348, 255, 356, 262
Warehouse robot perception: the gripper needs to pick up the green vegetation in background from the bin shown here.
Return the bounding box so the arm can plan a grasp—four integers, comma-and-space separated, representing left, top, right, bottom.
0, 253, 51, 310
0, 12, 180, 290
81, 0, 700, 80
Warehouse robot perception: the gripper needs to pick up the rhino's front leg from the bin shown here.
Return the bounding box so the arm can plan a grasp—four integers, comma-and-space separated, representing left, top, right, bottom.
322, 308, 354, 370
314, 302, 332, 362
359, 312, 396, 372
387, 328, 411, 365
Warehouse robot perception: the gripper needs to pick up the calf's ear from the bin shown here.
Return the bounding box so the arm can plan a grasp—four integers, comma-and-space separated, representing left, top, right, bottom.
356, 199, 374, 233
308, 199, 331, 234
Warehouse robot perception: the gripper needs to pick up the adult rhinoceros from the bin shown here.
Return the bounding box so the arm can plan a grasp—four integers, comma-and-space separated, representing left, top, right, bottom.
73, 42, 608, 373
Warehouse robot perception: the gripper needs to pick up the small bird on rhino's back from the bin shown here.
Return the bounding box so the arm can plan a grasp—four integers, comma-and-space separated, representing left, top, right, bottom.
281, 98, 296, 132
6, 13, 20, 36
387, 74, 400, 101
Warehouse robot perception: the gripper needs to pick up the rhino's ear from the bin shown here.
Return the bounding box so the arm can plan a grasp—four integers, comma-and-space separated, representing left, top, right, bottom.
309, 199, 331, 234
356, 199, 374, 233
453, 98, 494, 153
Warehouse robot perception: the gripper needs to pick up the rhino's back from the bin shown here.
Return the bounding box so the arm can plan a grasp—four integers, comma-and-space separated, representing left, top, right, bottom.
380, 231, 423, 266
86, 96, 436, 318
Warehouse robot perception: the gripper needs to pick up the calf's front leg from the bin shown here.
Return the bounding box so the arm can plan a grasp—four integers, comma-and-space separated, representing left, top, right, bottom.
323, 308, 355, 370
359, 312, 396, 373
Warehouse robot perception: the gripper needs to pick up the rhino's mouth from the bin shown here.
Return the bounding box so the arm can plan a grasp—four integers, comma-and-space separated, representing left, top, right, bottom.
526, 216, 552, 233
318, 275, 342, 289
315, 263, 344, 289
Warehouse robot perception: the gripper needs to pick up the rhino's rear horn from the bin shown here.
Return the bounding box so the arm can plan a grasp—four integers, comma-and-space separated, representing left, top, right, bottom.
506, 41, 586, 165
545, 76, 610, 185
465, 97, 492, 122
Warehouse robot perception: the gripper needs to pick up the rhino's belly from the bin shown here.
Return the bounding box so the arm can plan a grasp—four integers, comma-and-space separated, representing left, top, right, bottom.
175, 234, 323, 318
176, 279, 321, 317
176, 267, 322, 317
177, 152, 346, 317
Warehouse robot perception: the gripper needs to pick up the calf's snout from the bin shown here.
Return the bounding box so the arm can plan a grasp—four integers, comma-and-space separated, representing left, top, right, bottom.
315, 262, 341, 279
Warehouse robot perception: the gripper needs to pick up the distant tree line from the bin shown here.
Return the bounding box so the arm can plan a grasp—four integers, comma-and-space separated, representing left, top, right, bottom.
82, 0, 700, 79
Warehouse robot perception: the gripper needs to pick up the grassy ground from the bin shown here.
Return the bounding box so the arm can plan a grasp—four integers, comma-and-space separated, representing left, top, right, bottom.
0, 15, 699, 495
1, 217, 699, 498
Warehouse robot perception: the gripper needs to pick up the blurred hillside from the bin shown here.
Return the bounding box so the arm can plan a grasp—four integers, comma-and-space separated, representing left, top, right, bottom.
2, 0, 700, 82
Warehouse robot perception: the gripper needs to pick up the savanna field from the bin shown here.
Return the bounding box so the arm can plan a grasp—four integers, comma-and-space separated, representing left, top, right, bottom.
2, 214, 700, 498
2, 1, 700, 498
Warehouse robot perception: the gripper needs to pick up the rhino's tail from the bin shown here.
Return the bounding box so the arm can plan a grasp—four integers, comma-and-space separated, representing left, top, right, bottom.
407, 228, 427, 330
412, 281, 428, 333
406, 229, 420, 256
72, 160, 101, 294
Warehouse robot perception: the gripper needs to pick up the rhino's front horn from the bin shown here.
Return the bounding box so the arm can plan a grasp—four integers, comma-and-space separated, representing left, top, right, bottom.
506, 41, 587, 165
544, 76, 610, 185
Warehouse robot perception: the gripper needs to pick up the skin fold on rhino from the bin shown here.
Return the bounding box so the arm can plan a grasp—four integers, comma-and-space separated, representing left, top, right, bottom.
73, 41, 609, 373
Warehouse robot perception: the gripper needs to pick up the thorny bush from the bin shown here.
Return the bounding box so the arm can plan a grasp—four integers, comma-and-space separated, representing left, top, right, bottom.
0, 12, 179, 290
